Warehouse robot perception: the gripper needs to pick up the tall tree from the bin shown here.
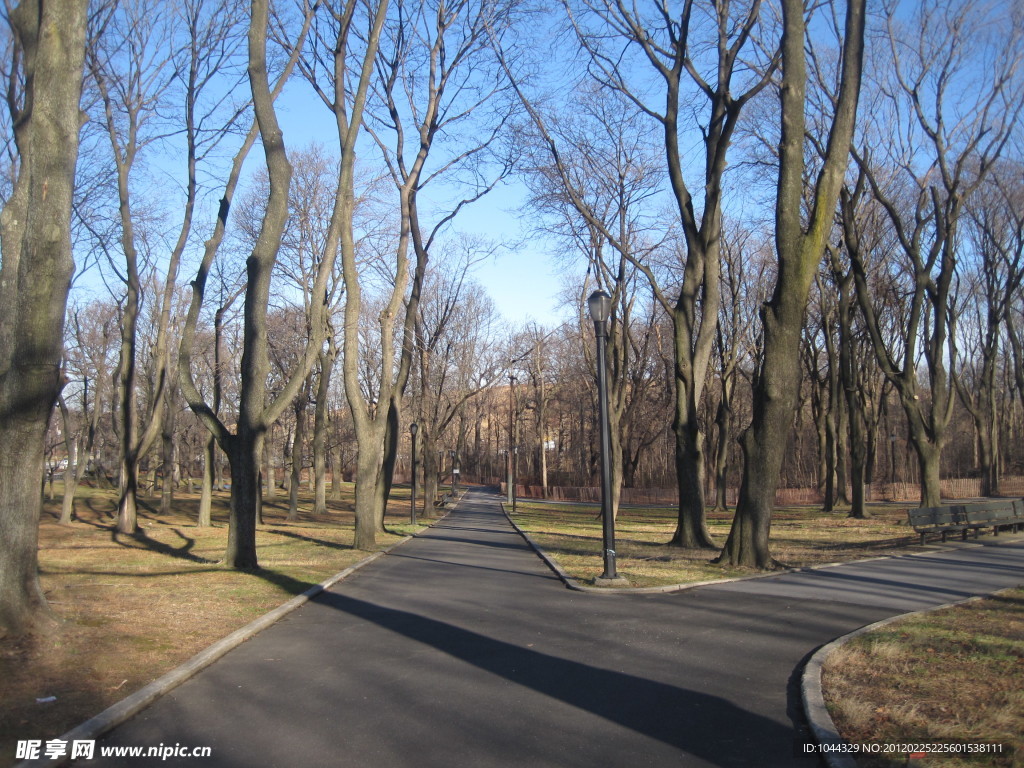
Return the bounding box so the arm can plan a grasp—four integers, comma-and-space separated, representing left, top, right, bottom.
515, 0, 777, 548
412, 254, 504, 511
178, 0, 329, 568
324, 0, 513, 548
710, 226, 764, 512
844, 0, 1024, 507
522, 85, 667, 520
59, 300, 120, 523
86, 0, 248, 533
0, 0, 88, 636
234, 144, 348, 518
717, 0, 865, 568
956, 165, 1024, 497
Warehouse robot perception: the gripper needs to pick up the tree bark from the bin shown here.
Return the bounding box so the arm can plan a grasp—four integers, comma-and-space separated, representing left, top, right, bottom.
312, 343, 336, 515
288, 396, 306, 521
199, 433, 215, 527
224, 432, 261, 568
0, 0, 88, 637
718, 0, 865, 568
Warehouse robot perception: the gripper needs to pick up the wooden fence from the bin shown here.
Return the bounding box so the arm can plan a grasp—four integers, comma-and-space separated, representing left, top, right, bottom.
499, 476, 1024, 507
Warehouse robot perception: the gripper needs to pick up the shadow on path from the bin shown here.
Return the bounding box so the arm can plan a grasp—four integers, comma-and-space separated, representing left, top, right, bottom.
316, 590, 794, 766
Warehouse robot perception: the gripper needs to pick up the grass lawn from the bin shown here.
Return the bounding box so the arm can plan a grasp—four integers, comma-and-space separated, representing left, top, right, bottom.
0, 483, 429, 768
507, 500, 923, 587
822, 588, 1024, 767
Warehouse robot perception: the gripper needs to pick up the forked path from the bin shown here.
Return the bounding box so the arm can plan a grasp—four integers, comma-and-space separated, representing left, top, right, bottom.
84, 489, 1024, 767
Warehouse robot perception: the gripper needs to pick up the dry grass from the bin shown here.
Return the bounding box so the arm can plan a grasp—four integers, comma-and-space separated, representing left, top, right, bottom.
0, 483, 427, 768
508, 501, 921, 587
822, 588, 1024, 767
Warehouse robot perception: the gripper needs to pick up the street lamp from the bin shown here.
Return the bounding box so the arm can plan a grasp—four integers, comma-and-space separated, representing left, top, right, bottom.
508, 374, 518, 512
410, 422, 419, 525
889, 431, 898, 502
451, 449, 459, 496
588, 289, 624, 584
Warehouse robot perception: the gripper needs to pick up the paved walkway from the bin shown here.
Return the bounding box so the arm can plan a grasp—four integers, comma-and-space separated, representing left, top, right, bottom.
84, 489, 1024, 767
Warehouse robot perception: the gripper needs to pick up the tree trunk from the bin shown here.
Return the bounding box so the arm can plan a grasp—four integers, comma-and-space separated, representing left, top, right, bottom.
225, 433, 261, 568
313, 346, 335, 515
199, 433, 215, 527
57, 394, 79, 524
847, 416, 869, 518
834, 392, 850, 506
376, 399, 400, 528
913, 439, 943, 508
353, 445, 384, 550
288, 400, 306, 521
713, 374, 736, 512
330, 442, 343, 500
717, 0, 864, 568
423, 438, 440, 518
720, 302, 807, 568
824, 400, 837, 512
0, 0, 88, 637
160, 391, 177, 516
669, 417, 715, 547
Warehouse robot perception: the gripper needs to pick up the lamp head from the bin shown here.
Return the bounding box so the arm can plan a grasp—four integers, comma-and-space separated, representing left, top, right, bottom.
587, 290, 612, 324
410, 422, 418, 436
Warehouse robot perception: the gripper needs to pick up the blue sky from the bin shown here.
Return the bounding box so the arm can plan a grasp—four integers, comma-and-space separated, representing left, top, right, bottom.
272, 80, 571, 330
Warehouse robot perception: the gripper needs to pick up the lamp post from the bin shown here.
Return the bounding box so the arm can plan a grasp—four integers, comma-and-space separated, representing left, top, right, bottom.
588, 289, 623, 584
889, 431, 898, 502
410, 423, 418, 525
508, 374, 517, 511
451, 449, 459, 496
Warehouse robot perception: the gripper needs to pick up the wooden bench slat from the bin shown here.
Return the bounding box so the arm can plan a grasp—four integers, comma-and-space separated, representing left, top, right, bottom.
908, 498, 1024, 543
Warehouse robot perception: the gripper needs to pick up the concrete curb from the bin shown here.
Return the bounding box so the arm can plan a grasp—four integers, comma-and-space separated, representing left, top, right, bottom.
16, 527, 426, 768
500, 501, 797, 593
501, 501, 1020, 595
800, 594, 995, 768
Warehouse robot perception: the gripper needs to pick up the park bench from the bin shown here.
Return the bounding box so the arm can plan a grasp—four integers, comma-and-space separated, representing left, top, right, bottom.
964, 500, 1024, 537
907, 499, 1024, 545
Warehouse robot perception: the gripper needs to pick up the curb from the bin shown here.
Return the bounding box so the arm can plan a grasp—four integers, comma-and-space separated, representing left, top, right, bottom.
800, 593, 997, 768
501, 502, 792, 593
15, 513, 447, 768
501, 502, 1021, 595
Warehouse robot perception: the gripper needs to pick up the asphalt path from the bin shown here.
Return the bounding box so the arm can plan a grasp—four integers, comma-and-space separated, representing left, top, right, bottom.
82, 488, 1024, 768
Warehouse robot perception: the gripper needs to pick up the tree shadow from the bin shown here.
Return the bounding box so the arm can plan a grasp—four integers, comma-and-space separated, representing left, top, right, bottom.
110, 527, 215, 564
313, 590, 801, 766
262, 528, 354, 551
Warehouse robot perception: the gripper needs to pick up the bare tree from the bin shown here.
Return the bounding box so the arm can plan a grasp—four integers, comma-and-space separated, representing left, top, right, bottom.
85, 0, 248, 533
710, 225, 764, 511
177, 0, 333, 568
234, 144, 348, 518
322, 0, 514, 548
508, 0, 777, 548
58, 301, 119, 523
520, 83, 669, 519
844, 0, 1024, 507
0, 0, 88, 636
717, 0, 865, 568
955, 164, 1024, 497
412, 252, 504, 510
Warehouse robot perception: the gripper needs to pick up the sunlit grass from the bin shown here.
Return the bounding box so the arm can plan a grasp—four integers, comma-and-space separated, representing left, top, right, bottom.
509, 500, 921, 587
822, 588, 1024, 767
